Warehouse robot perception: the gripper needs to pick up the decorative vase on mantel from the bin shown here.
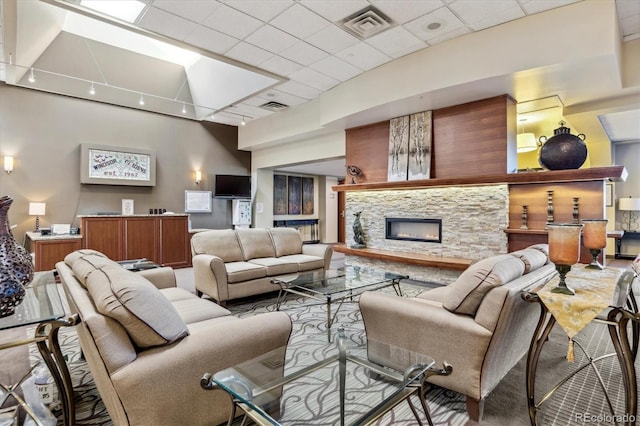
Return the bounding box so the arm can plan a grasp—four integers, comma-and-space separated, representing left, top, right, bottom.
0, 196, 34, 317
538, 121, 588, 170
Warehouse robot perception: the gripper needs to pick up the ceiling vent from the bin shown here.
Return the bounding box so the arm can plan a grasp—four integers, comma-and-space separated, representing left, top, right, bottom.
341, 6, 394, 40
260, 101, 289, 111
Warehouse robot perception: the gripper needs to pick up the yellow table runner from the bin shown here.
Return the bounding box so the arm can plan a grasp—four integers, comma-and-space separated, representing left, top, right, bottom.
537, 264, 623, 362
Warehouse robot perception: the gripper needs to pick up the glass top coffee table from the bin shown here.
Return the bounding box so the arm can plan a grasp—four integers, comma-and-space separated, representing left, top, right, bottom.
202, 328, 451, 426
271, 266, 407, 341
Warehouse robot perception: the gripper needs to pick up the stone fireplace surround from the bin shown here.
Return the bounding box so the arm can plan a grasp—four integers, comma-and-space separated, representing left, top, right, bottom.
345, 184, 509, 283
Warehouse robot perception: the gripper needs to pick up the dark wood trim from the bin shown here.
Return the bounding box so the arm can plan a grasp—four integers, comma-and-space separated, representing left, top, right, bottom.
332, 166, 627, 192
333, 243, 472, 270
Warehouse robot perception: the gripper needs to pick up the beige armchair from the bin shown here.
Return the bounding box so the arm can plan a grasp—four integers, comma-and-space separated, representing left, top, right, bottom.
359, 245, 556, 422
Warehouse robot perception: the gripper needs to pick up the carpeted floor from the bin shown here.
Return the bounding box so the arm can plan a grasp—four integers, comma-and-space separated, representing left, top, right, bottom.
14, 275, 638, 426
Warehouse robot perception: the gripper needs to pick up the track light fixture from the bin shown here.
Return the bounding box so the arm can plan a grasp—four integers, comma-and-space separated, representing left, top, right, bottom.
89, 82, 96, 95
139, 94, 145, 106
28, 67, 35, 83
241, 116, 246, 126
182, 103, 187, 114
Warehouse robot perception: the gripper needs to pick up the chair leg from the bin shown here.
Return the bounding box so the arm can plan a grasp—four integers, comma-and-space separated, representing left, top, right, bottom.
466, 397, 485, 422
196, 289, 203, 298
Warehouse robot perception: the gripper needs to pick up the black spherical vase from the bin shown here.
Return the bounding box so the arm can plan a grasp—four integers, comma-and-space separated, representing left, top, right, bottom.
538, 121, 588, 170
0, 196, 34, 317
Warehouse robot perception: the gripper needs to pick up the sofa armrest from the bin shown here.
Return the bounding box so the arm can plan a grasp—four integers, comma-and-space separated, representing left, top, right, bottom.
135, 266, 176, 289
359, 291, 492, 400
111, 312, 292, 426
302, 244, 333, 270
192, 254, 229, 302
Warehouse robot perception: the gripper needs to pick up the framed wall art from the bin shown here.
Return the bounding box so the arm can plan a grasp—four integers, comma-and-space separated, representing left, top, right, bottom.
388, 116, 409, 181
185, 190, 212, 213
408, 111, 432, 180
288, 176, 302, 215
81, 144, 156, 186
273, 174, 288, 215
302, 177, 314, 214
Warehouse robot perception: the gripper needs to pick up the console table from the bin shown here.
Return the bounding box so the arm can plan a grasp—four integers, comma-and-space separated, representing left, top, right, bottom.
616, 231, 640, 260
522, 264, 638, 425
0, 271, 79, 426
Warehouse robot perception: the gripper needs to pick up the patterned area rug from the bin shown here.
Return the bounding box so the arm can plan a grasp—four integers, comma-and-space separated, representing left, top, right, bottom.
25, 280, 639, 426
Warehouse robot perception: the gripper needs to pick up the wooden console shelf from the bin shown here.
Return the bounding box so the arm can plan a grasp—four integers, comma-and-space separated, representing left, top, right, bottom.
332, 166, 626, 192
333, 244, 472, 271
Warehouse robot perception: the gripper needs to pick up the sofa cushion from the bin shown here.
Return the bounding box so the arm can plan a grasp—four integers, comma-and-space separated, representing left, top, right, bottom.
443, 255, 525, 316
510, 248, 548, 274
225, 261, 267, 283
86, 267, 189, 349
278, 254, 325, 272
268, 228, 303, 257
248, 257, 299, 276
191, 230, 244, 262
171, 298, 232, 324
236, 228, 276, 260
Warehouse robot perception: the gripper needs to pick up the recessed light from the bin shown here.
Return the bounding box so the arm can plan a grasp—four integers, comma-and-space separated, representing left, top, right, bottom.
426, 22, 442, 31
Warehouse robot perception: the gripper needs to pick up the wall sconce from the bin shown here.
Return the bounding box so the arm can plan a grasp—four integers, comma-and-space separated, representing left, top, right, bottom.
29, 202, 46, 231
4, 156, 14, 173
195, 170, 202, 185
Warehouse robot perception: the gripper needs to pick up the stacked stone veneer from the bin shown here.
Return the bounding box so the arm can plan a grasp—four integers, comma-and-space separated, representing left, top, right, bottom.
345, 184, 509, 284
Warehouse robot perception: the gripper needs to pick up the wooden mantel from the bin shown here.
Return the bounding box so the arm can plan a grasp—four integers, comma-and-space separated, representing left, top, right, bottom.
332, 166, 627, 192
333, 244, 472, 271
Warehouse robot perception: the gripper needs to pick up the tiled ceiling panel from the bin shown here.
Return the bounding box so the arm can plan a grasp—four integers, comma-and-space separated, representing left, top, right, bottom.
270, 3, 331, 39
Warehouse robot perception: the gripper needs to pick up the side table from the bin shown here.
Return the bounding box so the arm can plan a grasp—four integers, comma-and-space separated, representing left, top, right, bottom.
0, 271, 79, 426
616, 231, 640, 260
522, 264, 638, 425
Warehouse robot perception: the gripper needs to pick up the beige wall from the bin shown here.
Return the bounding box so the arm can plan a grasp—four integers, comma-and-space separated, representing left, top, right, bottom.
0, 84, 250, 244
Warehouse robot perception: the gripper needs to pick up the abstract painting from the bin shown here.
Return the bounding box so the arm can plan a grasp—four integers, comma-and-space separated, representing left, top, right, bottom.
408, 111, 432, 180
273, 174, 287, 215
288, 176, 302, 215
302, 177, 314, 214
387, 115, 409, 181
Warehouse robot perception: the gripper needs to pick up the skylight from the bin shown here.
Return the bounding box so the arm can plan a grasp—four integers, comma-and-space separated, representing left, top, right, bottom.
79, 0, 145, 23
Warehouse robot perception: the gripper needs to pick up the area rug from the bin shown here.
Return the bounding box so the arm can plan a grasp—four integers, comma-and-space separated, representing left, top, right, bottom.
24, 281, 639, 426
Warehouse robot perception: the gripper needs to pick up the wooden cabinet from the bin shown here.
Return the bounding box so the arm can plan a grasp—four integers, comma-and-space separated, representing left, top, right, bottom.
80, 215, 190, 268
26, 233, 83, 272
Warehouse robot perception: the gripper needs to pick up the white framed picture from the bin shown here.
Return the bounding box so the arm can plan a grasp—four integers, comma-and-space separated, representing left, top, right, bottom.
185, 190, 212, 213
122, 199, 134, 215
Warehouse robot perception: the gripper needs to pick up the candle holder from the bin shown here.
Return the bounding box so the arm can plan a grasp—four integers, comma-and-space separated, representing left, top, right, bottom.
582, 219, 608, 270
548, 223, 582, 295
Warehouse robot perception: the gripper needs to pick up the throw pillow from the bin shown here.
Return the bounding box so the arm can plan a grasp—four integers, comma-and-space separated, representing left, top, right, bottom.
443, 254, 525, 316
66, 252, 120, 288
86, 267, 189, 349
510, 248, 548, 274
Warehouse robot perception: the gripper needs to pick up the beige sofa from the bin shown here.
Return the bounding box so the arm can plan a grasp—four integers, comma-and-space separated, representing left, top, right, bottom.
191, 227, 333, 304
57, 249, 292, 426
359, 244, 556, 422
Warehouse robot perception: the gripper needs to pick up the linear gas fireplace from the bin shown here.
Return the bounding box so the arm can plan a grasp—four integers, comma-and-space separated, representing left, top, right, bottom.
385, 218, 442, 243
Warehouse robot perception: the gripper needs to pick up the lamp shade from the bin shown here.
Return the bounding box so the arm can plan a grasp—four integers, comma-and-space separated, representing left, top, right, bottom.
517, 133, 537, 153
28, 202, 46, 216
618, 197, 640, 211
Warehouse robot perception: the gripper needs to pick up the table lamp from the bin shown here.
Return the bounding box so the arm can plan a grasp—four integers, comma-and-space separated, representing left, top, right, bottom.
618, 197, 640, 231
29, 202, 46, 231
582, 219, 607, 270
548, 223, 582, 295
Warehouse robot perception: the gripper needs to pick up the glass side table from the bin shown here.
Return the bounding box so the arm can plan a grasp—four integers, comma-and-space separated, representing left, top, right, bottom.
0, 271, 79, 426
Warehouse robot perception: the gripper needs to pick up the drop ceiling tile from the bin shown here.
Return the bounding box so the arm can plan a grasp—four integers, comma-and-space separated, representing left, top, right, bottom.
276, 79, 323, 100
138, 6, 198, 41
299, 0, 369, 22
371, 0, 444, 24
256, 89, 309, 107
620, 13, 640, 38
289, 67, 340, 91
184, 25, 239, 55
366, 26, 426, 58
306, 25, 360, 54
149, 1, 220, 24
404, 7, 467, 42
245, 25, 299, 54
447, 0, 525, 31
259, 55, 304, 76
270, 3, 331, 39
279, 41, 329, 66
519, 0, 580, 15
335, 42, 391, 71
426, 25, 471, 45
309, 56, 362, 82
224, 0, 294, 22
225, 42, 274, 67
202, 4, 264, 40
232, 102, 273, 118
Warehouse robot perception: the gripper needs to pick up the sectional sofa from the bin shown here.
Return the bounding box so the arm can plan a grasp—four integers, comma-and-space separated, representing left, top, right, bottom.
56, 249, 292, 426
191, 227, 333, 304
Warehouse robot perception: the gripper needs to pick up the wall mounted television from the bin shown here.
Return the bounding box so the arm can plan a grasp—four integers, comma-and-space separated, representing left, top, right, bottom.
214, 174, 251, 199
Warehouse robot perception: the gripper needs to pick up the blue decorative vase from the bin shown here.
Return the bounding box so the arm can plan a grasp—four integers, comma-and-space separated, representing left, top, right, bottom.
0, 196, 34, 317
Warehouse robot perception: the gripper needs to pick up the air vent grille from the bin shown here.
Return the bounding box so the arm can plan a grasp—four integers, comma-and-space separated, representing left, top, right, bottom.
260, 101, 289, 111
342, 6, 393, 40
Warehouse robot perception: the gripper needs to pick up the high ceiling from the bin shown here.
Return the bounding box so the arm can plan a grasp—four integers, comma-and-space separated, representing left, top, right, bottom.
1, 0, 639, 177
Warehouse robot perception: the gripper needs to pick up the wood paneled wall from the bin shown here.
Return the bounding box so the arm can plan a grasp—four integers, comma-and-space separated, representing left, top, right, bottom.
344, 94, 516, 182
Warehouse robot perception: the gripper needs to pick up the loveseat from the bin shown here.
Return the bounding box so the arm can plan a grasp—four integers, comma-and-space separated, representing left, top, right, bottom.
191, 227, 333, 304
56, 249, 292, 426
359, 244, 557, 422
